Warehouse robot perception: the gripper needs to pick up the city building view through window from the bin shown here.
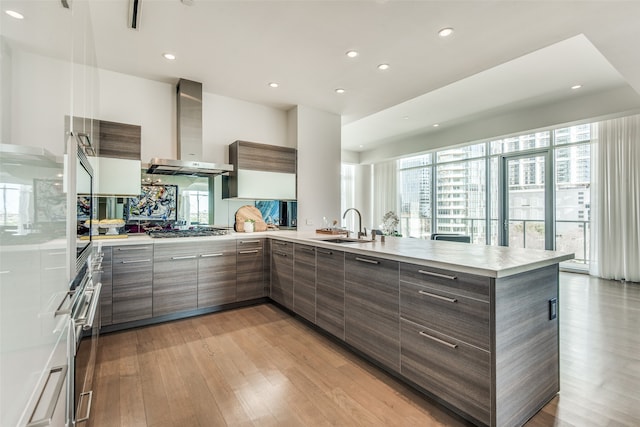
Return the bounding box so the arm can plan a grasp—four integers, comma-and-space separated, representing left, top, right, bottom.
396, 124, 591, 269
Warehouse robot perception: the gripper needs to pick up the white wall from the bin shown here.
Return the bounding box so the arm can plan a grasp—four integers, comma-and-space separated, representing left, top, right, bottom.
8, 49, 71, 155
291, 105, 342, 231
98, 69, 175, 162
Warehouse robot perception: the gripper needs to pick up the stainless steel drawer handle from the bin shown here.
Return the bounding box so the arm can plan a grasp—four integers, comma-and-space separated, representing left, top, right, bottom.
355, 257, 379, 265
300, 247, 315, 252
121, 259, 151, 264
419, 331, 458, 349
171, 255, 197, 260
117, 246, 149, 251
27, 365, 67, 427
75, 390, 93, 423
239, 250, 259, 254
274, 241, 288, 246
316, 249, 333, 255
82, 283, 102, 331
275, 252, 288, 257
240, 240, 260, 244
418, 290, 458, 303
418, 269, 457, 280
54, 290, 75, 316
200, 253, 223, 258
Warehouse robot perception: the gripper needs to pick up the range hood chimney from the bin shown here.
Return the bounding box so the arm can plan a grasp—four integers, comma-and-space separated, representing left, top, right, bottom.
147, 78, 233, 177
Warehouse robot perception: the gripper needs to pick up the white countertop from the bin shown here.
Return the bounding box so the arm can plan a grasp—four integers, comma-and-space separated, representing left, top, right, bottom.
95, 230, 574, 278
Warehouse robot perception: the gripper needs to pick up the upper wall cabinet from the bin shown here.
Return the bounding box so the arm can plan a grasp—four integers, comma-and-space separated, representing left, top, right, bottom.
97, 120, 142, 160
224, 140, 297, 200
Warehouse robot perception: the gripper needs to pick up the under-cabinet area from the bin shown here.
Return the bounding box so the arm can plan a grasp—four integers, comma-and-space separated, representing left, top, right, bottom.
96, 232, 569, 427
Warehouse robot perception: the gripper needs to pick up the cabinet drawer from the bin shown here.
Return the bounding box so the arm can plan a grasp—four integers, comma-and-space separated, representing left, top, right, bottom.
271, 239, 293, 255
200, 240, 237, 257
237, 238, 263, 249
400, 262, 490, 302
153, 242, 200, 262
400, 281, 490, 350
113, 244, 153, 262
237, 247, 263, 274
400, 318, 490, 425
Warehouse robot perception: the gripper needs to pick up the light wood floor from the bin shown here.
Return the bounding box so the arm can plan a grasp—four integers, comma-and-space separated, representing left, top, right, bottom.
92, 273, 640, 426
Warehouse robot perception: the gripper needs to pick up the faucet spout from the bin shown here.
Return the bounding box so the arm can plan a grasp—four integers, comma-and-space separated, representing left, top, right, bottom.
342, 208, 365, 238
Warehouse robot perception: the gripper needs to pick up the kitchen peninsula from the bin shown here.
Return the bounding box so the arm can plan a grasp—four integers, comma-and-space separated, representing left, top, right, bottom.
97, 231, 573, 427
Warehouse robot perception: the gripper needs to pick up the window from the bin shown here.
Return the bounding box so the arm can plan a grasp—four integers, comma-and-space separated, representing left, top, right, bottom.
183, 190, 209, 224
398, 156, 432, 238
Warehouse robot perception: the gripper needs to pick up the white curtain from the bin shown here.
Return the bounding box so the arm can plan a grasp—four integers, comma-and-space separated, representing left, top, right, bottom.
341, 164, 356, 231
590, 115, 640, 282
373, 160, 398, 231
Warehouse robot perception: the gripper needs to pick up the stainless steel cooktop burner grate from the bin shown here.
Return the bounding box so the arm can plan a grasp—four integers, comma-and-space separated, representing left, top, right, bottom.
147, 227, 228, 238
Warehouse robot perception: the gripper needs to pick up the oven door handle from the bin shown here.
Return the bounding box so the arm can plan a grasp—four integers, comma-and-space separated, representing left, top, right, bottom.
82, 282, 102, 331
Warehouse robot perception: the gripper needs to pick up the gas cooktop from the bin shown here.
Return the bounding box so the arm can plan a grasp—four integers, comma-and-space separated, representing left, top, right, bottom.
147, 227, 229, 238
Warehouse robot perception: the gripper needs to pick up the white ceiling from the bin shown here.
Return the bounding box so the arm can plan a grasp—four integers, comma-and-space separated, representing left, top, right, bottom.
3, 1, 640, 153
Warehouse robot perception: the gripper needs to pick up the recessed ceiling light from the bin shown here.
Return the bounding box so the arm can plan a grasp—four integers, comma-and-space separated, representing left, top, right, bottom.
402, 116, 409, 120
335, 88, 345, 94
5, 10, 24, 19
377, 63, 390, 71
346, 50, 359, 58
571, 84, 582, 90
438, 27, 454, 37
268, 82, 279, 88
433, 123, 440, 127
163, 53, 176, 60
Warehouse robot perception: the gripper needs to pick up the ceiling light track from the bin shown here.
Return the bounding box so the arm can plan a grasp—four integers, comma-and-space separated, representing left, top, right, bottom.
128, 0, 142, 30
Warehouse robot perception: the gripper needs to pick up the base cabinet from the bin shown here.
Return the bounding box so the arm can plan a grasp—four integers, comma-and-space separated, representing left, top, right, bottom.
344, 253, 400, 371
315, 248, 345, 339
153, 242, 198, 316
198, 240, 237, 307
401, 318, 491, 424
112, 245, 153, 324
236, 239, 264, 301
293, 244, 316, 322
271, 239, 294, 309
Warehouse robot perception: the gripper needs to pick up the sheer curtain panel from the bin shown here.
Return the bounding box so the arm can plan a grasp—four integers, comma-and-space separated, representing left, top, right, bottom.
373, 161, 398, 231
590, 116, 640, 282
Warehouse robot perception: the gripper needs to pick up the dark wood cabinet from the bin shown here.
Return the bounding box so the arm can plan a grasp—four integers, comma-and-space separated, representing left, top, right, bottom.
112, 245, 153, 324
400, 264, 490, 351
230, 140, 296, 173
99, 247, 113, 326
401, 318, 491, 424
315, 248, 345, 339
236, 239, 264, 301
197, 240, 237, 307
271, 239, 294, 309
152, 242, 198, 316
293, 243, 316, 323
344, 253, 400, 371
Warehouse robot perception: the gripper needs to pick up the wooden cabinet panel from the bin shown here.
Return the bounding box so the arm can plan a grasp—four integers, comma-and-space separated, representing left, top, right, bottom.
97, 120, 141, 160
401, 318, 491, 425
345, 253, 400, 371
316, 248, 345, 339
236, 239, 264, 301
198, 240, 237, 307
99, 247, 113, 326
400, 262, 490, 302
153, 242, 198, 316
400, 280, 490, 350
271, 240, 294, 309
112, 245, 153, 324
231, 140, 296, 173
293, 244, 316, 323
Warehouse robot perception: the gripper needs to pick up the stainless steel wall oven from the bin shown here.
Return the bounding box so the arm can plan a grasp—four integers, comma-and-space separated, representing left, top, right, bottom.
69, 260, 102, 426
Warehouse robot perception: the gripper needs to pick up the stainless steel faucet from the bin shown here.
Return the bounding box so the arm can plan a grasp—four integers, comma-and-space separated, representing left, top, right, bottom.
342, 208, 366, 238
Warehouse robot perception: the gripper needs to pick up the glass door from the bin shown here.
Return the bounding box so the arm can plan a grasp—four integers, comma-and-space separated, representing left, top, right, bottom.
499, 150, 554, 250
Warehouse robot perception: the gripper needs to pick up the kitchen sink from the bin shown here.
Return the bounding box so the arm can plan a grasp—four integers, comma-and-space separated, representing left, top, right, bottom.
316, 238, 374, 244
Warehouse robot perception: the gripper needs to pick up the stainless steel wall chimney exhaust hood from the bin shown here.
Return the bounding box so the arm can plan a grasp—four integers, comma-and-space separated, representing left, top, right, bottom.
147, 78, 233, 177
